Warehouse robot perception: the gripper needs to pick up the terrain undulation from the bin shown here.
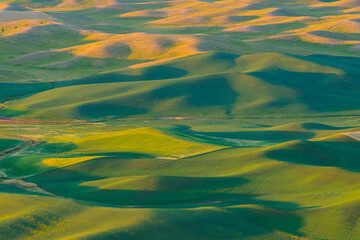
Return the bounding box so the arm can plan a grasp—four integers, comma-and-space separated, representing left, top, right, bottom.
0, 0, 360, 239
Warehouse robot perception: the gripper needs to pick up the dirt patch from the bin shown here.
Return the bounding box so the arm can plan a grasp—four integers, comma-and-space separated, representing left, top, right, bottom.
1, 178, 55, 195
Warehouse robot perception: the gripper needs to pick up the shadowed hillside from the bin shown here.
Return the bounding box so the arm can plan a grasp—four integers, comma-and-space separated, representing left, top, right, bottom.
5, 52, 360, 120
0, 0, 360, 239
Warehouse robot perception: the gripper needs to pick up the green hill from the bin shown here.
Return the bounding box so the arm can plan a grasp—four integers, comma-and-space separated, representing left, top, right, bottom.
1, 0, 360, 239
6, 52, 360, 120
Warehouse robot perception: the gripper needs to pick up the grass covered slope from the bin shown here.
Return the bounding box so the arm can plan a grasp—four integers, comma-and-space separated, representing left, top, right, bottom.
26, 132, 360, 205
0, 138, 22, 152
0, 120, 359, 239
1, 0, 360, 239
8, 52, 360, 120
0, 0, 360, 121
0, 187, 302, 240
0, 127, 224, 177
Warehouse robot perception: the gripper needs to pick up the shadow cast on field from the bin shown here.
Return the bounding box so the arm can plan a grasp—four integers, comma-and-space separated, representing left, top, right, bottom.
250, 70, 360, 113
21, 152, 308, 239
51, 171, 305, 239
265, 139, 360, 172
77, 103, 148, 119
58, 65, 189, 87
26, 157, 304, 209
83, 201, 304, 240
150, 76, 238, 107
173, 124, 315, 141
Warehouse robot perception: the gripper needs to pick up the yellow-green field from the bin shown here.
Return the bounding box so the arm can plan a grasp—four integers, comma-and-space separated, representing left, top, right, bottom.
1, 0, 360, 239
0, 119, 359, 239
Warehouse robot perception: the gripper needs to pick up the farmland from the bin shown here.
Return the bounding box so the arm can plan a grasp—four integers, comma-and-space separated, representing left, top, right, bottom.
0, 0, 360, 239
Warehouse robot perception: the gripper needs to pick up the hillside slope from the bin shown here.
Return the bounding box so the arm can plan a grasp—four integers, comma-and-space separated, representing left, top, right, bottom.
7, 52, 360, 120
1, 0, 360, 240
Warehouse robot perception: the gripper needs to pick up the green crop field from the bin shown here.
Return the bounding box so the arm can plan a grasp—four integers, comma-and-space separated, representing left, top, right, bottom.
0, 0, 360, 239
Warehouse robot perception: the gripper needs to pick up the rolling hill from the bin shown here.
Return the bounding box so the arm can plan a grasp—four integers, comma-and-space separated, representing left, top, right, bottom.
0, 0, 360, 239
4, 52, 360, 120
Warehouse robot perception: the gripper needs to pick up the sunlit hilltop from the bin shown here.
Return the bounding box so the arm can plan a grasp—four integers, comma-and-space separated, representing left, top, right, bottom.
0, 0, 360, 239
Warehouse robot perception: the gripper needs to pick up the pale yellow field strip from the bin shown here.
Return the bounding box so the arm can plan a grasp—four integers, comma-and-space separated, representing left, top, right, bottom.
344, 132, 360, 141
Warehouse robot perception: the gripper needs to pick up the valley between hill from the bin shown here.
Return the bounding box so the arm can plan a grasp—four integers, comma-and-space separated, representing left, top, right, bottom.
0, 0, 360, 239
